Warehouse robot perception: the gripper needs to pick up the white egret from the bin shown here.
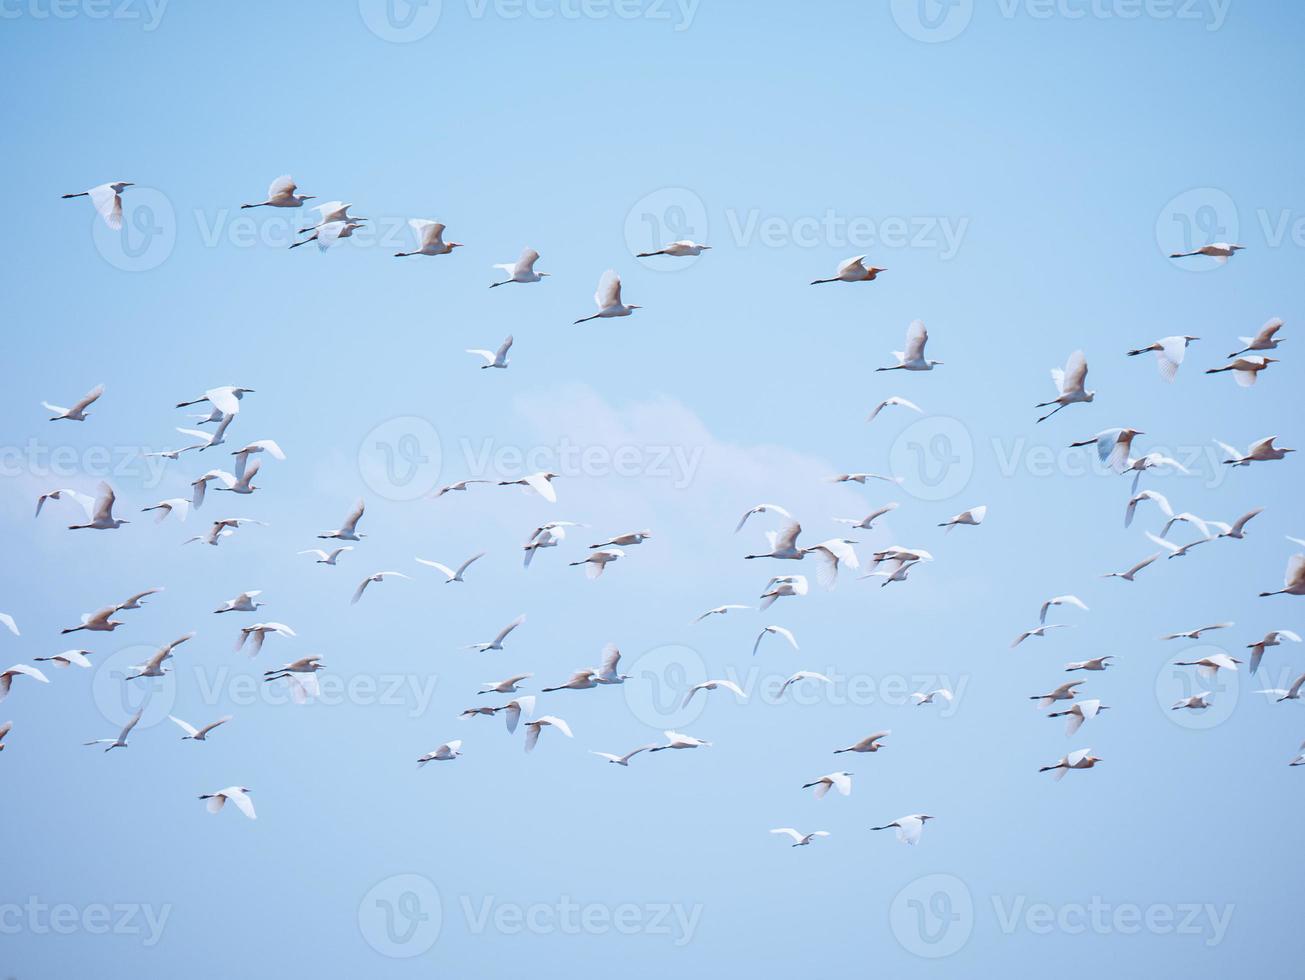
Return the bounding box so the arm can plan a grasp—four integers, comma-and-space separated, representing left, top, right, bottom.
638, 240, 710, 258
770, 828, 830, 847
1146, 530, 1212, 560
735, 503, 792, 533
125, 633, 194, 680
433, 479, 491, 497
0, 664, 49, 702
760, 575, 808, 609
290, 219, 362, 251
499, 471, 559, 502
867, 396, 922, 422
235, 623, 296, 657
682, 678, 747, 708
241, 175, 312, 209
1247, 630, 1302, 674
0, 614, 16, 637
231, 440, 285, 479
1035, 350, 1093, 423
876, 320, 941, 372
169, 714, 232, 741
33, 649, 93, 669
175, 386, 254, 416
1126, 335, 1199, 382
298, 546, 353, 565
61, 606, 123, 635
495, 696, 535, 734
1039, 594, 1089, 624
43, 384, 103, 422
694, 604, 750, 623
198, 787, 256, 819
939, 505, 986, 531
831, 472, 903, 485
753, 625, 798, 656
83, 708, 143, 752
190, 469, 236, 509
871, 814, 934, 845
591, 745, 657, 766
0, 721, 10, 750
1102, 553, 1161, 581
590, 530, 652, 548
319, 499, 366, 540
1169, 242, 1244, 261
1047, 699, 1109, 736
1030, 681, 1083, 709
213, 591, 265, 614
1011, 624, 1072, 648
570, 548, 623, 579
490, 247, 548, 286
141, 497, 190, 523
351, 571, 410, 605
1208, 507, 1263, 540
777, 671, 832, 698
478, 674, 531, 695
297, 201, 364, 231
35, 488, 94, 520
649, 730, 711, 752
1172, 693, 1214, 711
1257, 673, 1305, 702
68, 482, 129, 530
62, 181, 133, 227
542, 670, 598, 693
1218, 436, 1296, 466
1229, 318, 1284, 357
834, 731, 890, 754
573, 270, 640, 323
1205, 355, 1278, 387
810, 255, 884, 284
912, 689, 953, 706
467, 614, 526, 652
415, 552, 485, 583
523, 715, 573, 753
467, 335, 513, 369
417, 741, 463, 766
834, 503, 899, 530
591, 645, 629, 685
1161, 623, 1232, 641
1065, 657, 1114, 672
801, 771, 852, 798
1071, 428, 1143, 474
1173, 653, 1242, 680
1260, 554, 1305, 598
1039, 748, 1102, 780
394, 219, 462, 257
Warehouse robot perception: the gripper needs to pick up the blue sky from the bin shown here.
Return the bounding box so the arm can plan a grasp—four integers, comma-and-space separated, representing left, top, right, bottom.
3, 1, 1303, 976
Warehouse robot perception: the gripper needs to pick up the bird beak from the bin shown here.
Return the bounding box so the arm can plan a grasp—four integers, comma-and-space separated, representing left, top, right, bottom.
702, 245, 713, 250
303, 196, 316, 200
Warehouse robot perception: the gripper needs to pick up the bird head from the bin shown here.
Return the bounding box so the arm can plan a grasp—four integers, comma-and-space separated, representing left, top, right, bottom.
449, 242, 465, 249
869, 267, 886, 274
111, 182, 135, 192
627, 304, 643, 310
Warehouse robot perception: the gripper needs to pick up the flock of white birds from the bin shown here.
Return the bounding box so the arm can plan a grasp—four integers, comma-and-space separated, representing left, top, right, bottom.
4, 179, 1299, 844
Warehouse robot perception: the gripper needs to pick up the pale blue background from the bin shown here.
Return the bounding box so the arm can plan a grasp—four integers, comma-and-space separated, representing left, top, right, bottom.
2, 1, 1302, 977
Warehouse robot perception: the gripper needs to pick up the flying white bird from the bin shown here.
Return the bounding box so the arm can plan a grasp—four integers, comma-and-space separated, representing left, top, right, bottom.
198, 786, 256, 819
241, 174, 312, 209
115, 588, 163, 612
60, 606, 123, 635
394, 219, 462, 257
351, 572, 410, 605
746, 522, 809, 561
467, 614, 526, 652
1172, 692, 1214, 711
1229, 318, 1284, 357
1011, 624, 1072, 648
694, 604, 750, 623
290, 219, 363, 251
777, 671, 832, 698
834, 503, 899, 530
541, 669, 599, 693
175, 386, 254, 417
802, 771, 852, 799
866, 396, 922, 422
938, 505, 986, 531
0, 721, 10, 750
735, 503, 792, 533
1218, 436, 1296, 466
760, 575, 808, 609
523, 526, 565, 568
682, 679, 748, 708
125, 633, 194, 680
230, 440, 285, 479
68, 482, 129, 530
590, 644, 629, 685
35, 488, 95, 520
43, 383, 103, 422
319, 499, 366, 540
1161, 623, 1232, 641
1039, 594, 1089, 624
174, 412, 235, 453
169, 714, 232, 741
834, 731, 890, 754
1065, 657, 1114, 672
570, 548, 624, 579
1146, 530, 1212, 560
415, 552, 485, 583
810, 255, 884, 285
1124, 489, 1173, 528
0, 614, 16, 637
298, 546, 353, 565
1102, 553, 1161, 581
83, 708, 143, 752
62, 182, 133, 228
830, 472, 903, 485
1170, 242, 1244, 262
140, 497, 190, 524
1173, 653, 1242, 680
1207, 507, 1263, 541
803, 538, 861, 589
1047, 699, 1109, 736
770, 828, 830, 848
1247, 630, 1302, 674
0, 664, 48, 702
499, 471, 559, 503
753, 625, 799, 656
189, 469, 236, 509
184, 517, 266, 547
574, 270, 640, 323
590, 530, 652, 548
1126, 335, 1199, 382
523, 715, 573, 753
1124, 452, 1191, 493
649, 730, 711, 752
1039, 748, 1102, 780
33, 649, 93, 669
433, 479, 491, 498
1071, 428, 1143, 474
1256, 673, 1305, 702
1036, 350, 1094, 423
1206, 355, 1279, 387
912, 688, 954, 706
494, 696, 535, 734
263, 656, 323, 680
1030, 681, 1083, 709
466, 335, 513, 369
417, 741, 463, 766
213, 590, 265, 614
871, 814, 934, 845
297, 200, 364, 231
235, 622, 296, 657
1260, 554, 1305, 598
876, 320, 941, 372
478, 674, 531, 695
637, 240, 710, 258
490, 247, 549, 286
591, 745, 657, 766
